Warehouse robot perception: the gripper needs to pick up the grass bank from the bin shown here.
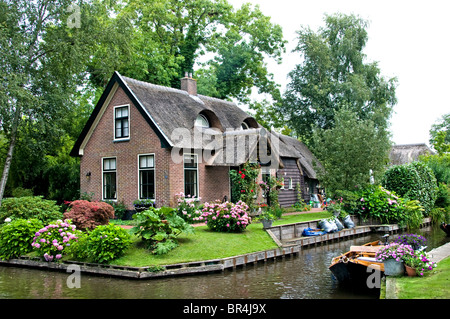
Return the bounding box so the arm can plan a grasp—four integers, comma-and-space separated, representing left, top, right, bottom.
112, 211, 331, 267
393, 256, 450, 299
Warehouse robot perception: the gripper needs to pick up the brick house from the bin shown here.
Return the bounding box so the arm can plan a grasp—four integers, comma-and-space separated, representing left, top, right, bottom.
70, 71, 321, 210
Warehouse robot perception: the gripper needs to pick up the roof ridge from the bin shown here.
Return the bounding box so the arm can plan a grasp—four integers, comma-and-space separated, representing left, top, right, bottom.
122, 75, 189, 96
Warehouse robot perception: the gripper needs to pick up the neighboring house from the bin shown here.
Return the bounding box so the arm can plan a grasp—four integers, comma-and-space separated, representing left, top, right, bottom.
70, 71, 321, 210
389, 144, 434, 165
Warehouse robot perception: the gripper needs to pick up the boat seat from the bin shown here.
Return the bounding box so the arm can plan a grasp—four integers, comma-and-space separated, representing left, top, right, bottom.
356, 256, 377, 262
350, 245, 381, 253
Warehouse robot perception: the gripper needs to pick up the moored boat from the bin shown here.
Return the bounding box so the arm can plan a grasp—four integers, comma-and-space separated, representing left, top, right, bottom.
329, 240, 385, 283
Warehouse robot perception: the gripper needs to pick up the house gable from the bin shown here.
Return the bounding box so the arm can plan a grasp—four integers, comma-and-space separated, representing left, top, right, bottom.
70, 72, 172, 157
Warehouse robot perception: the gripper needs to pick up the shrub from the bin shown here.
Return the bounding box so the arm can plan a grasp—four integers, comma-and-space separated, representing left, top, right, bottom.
84, 224, 131, 264
63, 200, 115, 231
382, 162, 438, 215
175, 192, 202, 223
0, 219, 43, 260
32, 219, 81, 262
331, 189, 360, 215
131, 206, 194, 255
357, 185, 406, 224
197, 200, 251, 232
0, 196, 62, 225
104, 200, 127, 220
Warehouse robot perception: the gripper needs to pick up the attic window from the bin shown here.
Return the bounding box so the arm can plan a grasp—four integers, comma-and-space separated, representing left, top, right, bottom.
241, 122, 249, 130
114, 105, 129, 140
195, 114, 210, 128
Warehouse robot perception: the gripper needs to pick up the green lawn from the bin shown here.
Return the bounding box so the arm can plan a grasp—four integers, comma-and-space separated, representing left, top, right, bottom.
394, 256, 450, 299
113, 211, 331, 267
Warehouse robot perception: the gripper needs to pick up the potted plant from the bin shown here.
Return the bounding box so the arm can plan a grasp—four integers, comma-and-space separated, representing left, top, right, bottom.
375, 243, 414, 276
259, 208, 276, 229
133, 199, 155, 213
404, 251, 437, 277
393, 234, 427, 251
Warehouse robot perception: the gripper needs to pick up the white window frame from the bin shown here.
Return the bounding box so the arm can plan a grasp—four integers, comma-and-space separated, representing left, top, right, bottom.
194, 114, 209, 128
102, 157, 117, 201
183, 153, 199, 198
288, 177, 294, 190
113, 104, 130, 141
138, 154, 156, 200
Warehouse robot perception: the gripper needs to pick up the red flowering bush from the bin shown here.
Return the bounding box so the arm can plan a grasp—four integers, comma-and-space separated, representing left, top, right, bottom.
63, 200, 115, 231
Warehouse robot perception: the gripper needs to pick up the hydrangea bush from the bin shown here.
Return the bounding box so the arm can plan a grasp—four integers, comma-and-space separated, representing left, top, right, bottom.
32, 219, 81, 262
196, 200, 251, 232
84, 224, 131, 264
175, 192, 202, 223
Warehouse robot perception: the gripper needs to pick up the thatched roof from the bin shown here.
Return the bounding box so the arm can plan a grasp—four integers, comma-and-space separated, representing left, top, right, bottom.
70, 71, 321, 179
389, 144, 434, 165
270, 131, 322, 179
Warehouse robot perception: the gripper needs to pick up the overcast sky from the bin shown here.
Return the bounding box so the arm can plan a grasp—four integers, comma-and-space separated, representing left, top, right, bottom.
228, 0, 450, 146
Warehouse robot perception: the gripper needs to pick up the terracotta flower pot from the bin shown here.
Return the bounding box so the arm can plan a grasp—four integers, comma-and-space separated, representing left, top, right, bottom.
405, 265, 417, 277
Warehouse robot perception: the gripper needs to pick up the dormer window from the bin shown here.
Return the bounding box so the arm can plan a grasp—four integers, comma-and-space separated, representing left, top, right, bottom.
195, 114, 210, 128
241, 122, 249, 130
114, 105, 129, 140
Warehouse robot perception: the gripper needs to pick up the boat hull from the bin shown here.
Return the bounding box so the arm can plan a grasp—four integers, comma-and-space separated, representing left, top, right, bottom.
329, 240, 384, 285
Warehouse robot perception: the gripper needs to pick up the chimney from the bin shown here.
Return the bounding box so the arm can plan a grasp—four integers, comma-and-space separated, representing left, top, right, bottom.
180, 72, 197, 96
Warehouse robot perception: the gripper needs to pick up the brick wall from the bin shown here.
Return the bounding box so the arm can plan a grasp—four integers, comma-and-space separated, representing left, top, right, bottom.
80, 86, 230, 210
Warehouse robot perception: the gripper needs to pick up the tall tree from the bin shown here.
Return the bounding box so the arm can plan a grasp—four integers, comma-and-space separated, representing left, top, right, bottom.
106, 0, 286, 103
0, 0, 130, 204
278, 13, 397, 146
429, 113, 450, 155
312, 108, 391, 192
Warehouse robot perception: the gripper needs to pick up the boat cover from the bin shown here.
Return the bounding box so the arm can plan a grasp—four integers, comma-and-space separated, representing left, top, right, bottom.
302, 228, 327, 236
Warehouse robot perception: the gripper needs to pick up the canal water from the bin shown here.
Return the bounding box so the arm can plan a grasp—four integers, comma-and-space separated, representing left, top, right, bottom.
1, 225, 448, 299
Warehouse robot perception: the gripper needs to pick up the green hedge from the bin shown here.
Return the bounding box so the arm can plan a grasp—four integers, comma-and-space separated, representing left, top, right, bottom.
0, 196, 62, 224
382, 162, 437, 215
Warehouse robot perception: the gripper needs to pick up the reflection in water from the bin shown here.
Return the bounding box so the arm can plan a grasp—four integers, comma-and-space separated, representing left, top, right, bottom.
1, 225, 448, 299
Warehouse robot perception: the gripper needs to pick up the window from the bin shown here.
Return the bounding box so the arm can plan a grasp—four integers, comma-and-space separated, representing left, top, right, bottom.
139, 154, 155, 199
184, 154, 198, 198
103, 158, 117, 200
195, 114, 209, 128
288, 178, 294, 189
114, 105, 129, 139
241, 122, 249, 130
